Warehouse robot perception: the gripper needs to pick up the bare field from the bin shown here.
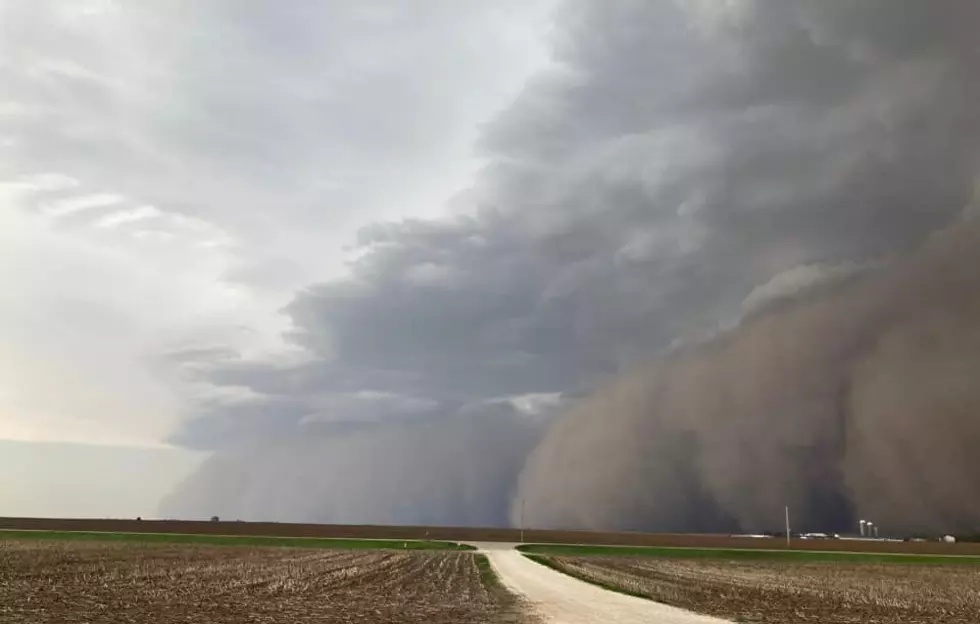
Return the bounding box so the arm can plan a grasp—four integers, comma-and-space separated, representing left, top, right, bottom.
0, 540, 526, 624
540, 556, 980, 623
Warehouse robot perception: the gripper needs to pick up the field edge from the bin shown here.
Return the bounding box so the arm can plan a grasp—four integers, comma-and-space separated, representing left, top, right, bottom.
0, 529, 472, 551
517, 543, 980, 564
524, 554, 651, 600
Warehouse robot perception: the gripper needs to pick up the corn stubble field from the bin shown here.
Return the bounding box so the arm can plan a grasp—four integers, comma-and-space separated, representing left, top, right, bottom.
541, 555, 980, 623
0, 541, 525, 624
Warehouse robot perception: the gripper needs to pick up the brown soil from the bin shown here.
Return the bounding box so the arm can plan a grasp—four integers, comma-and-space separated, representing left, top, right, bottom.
0, 540, 528, 624
543, 556, 980, 623
1, 516, 976, 556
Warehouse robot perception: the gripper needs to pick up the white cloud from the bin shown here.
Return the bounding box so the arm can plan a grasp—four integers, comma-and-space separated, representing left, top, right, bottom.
508, 392, 564, 416
23, 172, 81, 191
0, 180, 289, 446
0, 102, 34, 117
94, 204, 161, 228
0, 0, 555, 455
39, 192, 124, 217
741, 262, 869, 314
404, 262, 461, 287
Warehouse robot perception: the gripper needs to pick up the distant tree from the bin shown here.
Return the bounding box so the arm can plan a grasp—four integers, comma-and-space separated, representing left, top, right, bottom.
210, 516, 220, 522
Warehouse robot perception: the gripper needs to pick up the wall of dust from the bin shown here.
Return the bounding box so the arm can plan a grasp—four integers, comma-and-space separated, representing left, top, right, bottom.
515, 217, 980, 535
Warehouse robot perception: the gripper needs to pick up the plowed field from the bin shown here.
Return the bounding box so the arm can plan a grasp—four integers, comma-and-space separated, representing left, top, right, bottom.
0, 540, 526, 624
540, 556, 980, 623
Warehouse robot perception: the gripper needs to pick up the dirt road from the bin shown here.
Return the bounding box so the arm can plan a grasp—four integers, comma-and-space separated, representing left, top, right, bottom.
475, 543, 731, 624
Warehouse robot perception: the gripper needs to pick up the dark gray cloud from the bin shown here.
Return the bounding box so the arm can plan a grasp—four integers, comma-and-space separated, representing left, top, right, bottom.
165, 0, 980, 532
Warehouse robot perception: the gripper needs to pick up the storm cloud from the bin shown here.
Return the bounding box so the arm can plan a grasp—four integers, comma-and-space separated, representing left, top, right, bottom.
517, 217, 980, 534
163, 0, 980, 533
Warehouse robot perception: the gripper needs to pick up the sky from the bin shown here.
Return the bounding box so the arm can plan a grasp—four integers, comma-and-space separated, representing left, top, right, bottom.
0, 440, 202, 518
0, 0, 555, 517
3, 1, 979, 531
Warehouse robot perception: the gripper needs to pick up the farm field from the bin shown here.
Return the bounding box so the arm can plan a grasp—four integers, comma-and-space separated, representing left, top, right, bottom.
0, 540, 525, 624
532, 555, 980, 623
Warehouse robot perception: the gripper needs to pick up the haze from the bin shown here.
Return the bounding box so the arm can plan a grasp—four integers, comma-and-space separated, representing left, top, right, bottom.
3, 1, 979, 534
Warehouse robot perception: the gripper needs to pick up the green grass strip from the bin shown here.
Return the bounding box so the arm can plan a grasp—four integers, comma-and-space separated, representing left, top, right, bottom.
0, 529, 472, 551
517, 543, 980, 564
474, 554, 502, 590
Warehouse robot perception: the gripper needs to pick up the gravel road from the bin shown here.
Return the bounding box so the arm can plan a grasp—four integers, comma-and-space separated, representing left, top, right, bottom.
474, 543, 732, 624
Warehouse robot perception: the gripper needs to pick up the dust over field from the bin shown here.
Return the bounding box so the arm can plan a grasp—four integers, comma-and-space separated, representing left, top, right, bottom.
539, 556, 980, 623
0, 540, 525, 624
4, 517, 980, 556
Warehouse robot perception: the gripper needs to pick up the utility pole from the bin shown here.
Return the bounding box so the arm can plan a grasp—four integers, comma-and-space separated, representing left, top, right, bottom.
784, 506, 791, 548
520, 498, 526, 544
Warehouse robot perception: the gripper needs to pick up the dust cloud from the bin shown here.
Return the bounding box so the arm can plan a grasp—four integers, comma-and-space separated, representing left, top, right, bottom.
515, 215, 980, 535
161, 409, 541, 526
161, 1, 980, 535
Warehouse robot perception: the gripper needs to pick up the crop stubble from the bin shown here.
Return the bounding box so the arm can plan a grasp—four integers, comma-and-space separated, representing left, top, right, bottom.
0, 540, 524, 624
541, 555, 980, 623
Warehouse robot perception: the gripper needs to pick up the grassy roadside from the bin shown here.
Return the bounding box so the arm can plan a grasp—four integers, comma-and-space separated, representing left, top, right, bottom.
474, 552, 526, 620
474, 554, 502, 589
517, 543, 980, 564
0, 529, 474, 551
